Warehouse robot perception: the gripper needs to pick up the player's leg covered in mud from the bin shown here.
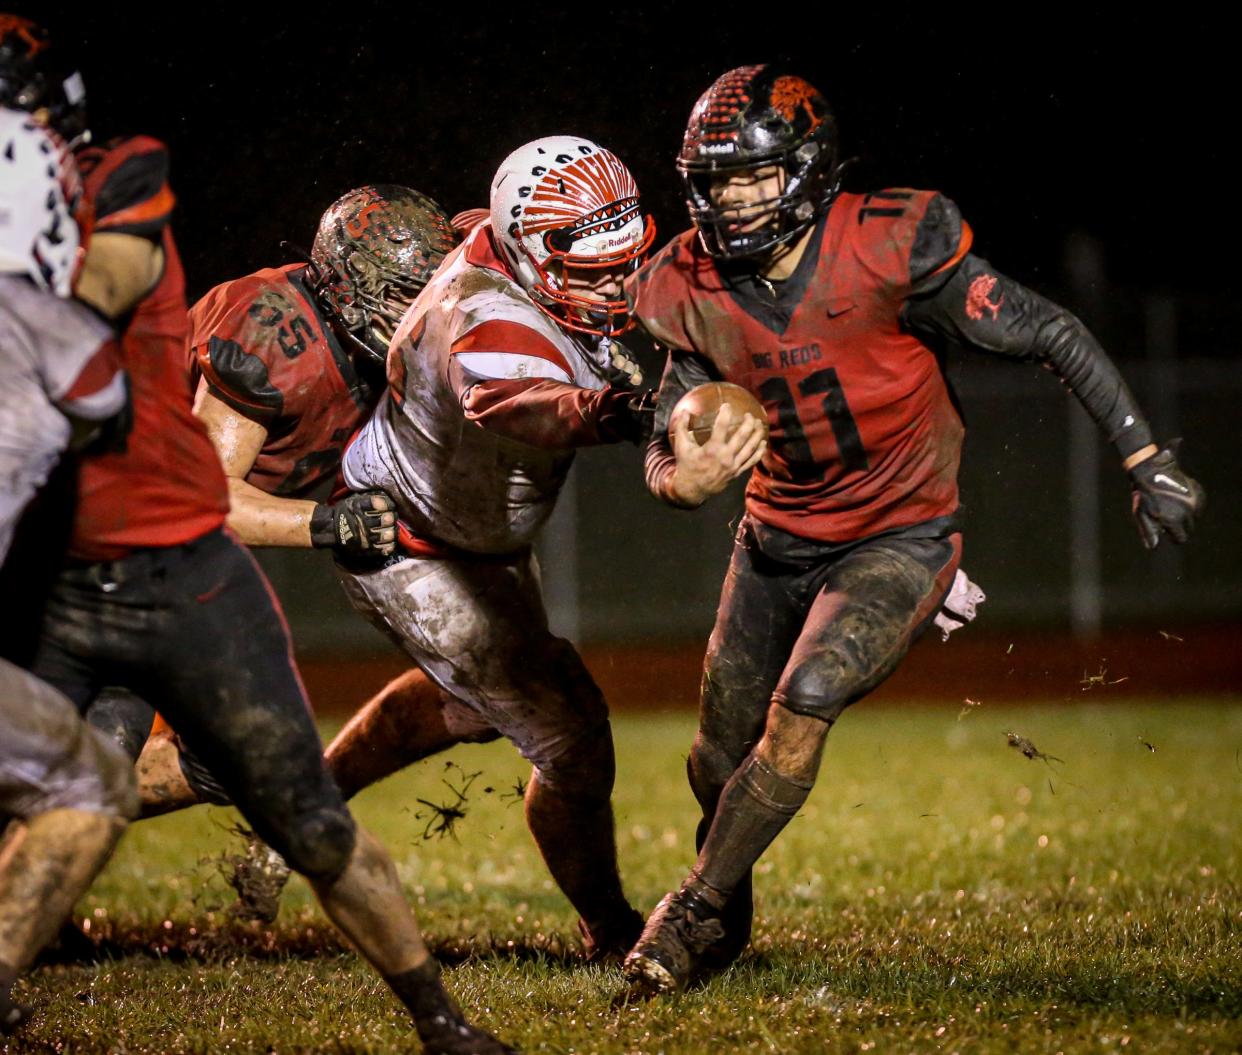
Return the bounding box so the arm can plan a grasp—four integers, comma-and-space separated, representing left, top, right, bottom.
30, 530, 512, 1050
692, 533, 961, 905
689, 518, 816, 966
339, 552, 641, 959
326, 667, 501, 800
0, 658, 137, 1033
628, 532, 961, 991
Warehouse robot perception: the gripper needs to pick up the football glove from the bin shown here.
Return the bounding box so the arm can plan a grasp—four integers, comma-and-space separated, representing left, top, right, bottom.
311, 490, 396, 556
1128, 441, 1205, 550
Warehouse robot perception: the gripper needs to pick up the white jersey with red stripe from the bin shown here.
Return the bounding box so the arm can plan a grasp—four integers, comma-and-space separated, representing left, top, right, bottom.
0, 275, 124, 562
342, 224, 611, 555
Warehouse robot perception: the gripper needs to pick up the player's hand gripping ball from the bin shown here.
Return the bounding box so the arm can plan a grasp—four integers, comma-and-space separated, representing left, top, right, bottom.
671, 382, 769, 445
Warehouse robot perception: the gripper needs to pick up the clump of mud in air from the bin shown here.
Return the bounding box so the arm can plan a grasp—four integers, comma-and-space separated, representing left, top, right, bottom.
1005, 732, 1063, 765
220, 827, 290, 923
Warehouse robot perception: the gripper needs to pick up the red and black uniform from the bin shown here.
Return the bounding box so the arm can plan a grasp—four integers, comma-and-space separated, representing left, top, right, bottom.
189, 265, 381, 498
69, 136, 228, 559
629, 188, 1156, 789
27, 138, 357, 882
634, 190, 1153, 542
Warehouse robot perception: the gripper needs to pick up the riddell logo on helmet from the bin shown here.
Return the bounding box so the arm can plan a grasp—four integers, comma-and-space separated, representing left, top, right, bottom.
699, 142, 737, 155
582, 230, 641, 252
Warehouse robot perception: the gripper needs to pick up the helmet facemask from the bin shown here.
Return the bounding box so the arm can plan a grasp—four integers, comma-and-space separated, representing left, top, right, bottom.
517, 208, 656, 337
681, 140, 833, 260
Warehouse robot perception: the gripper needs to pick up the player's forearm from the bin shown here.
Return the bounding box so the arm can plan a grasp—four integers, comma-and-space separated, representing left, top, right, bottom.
225, 477, 317, 547
905, 256, 1155, 461
461, 378, 641, 448
644, 435, 705, 508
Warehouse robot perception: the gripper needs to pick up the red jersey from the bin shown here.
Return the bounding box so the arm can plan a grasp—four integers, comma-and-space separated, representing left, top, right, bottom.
70, 136, 229, 561
189, 265, 380, 497
630, 189, 971, 543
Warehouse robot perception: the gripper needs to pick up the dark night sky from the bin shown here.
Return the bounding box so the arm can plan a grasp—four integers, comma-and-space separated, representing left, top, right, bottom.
27, 9, 1235, 334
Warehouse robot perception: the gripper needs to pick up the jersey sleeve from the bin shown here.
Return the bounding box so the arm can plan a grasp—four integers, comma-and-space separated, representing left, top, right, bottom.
448, 319, 575, 386
37, 297, 126, 421
80, 136, 176, 240
459, 377, 639, 448
902, 251, 1155, 458
189, 275, 319, 426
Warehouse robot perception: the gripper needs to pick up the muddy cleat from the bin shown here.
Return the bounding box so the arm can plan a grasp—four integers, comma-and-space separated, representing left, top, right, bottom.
418, 1015, 518, 1054
578, 906, 645, 965
623, 889, 725, 993
225, 835, 291, 923
691, 817, 753, 972
699, 871, 753, 972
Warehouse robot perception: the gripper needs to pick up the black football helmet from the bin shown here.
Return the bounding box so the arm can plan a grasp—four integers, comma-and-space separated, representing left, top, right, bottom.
678, 65, 840, 259
309, 184, 458, 365
0, 15, 88, 144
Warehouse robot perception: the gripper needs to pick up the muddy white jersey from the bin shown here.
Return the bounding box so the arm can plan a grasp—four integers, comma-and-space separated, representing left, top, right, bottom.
343, 225, 612, 555
0, 276, 123, 561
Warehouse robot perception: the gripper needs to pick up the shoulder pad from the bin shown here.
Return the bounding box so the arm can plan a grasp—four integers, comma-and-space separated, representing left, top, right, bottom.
190, 269, 325, 423
842, 189, 971, 295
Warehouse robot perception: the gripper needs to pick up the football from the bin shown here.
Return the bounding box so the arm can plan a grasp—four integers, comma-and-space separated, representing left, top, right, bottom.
672, 382, 769, 446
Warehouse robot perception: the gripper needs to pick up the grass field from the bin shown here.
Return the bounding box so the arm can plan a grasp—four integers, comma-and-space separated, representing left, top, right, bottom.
8, 699, 1241, 1053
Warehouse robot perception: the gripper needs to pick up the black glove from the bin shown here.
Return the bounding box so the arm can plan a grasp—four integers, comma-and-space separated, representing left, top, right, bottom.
1128, 441, 1205, 550
310, 490, 396, 556
598, 387, 658, 445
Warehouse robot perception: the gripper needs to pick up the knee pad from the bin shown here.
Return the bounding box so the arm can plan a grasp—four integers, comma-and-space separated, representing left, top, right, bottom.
533, 719, 616, 806
775, 622, 883, 725
276, 806, 357, 883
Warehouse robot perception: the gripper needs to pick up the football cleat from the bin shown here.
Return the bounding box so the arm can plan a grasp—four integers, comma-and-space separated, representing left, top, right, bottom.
622, 889, 725, 993
418, 1016, 518, 1055
698, 871, 753, 972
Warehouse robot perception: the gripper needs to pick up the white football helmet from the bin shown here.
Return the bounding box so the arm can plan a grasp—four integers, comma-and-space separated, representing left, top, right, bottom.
489, 135, 655, 336
0, 107, 87, 297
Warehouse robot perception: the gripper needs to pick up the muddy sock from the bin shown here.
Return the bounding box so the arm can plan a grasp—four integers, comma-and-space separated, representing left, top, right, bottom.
386, 958, 469, 1040
688, 753, 813, 907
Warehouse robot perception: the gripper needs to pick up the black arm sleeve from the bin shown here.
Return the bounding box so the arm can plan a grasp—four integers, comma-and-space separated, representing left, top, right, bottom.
643, 347, 720, 506
901, 253, 1155, 459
